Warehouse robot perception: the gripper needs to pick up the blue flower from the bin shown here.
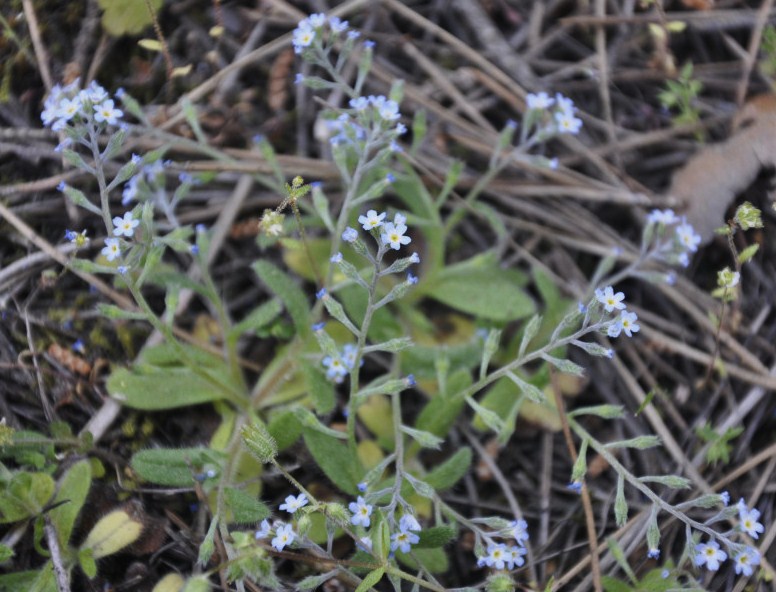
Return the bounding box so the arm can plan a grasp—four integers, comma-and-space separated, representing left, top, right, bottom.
349, 496, 373, 527
407, 273, 418, 285
279, 493, 308, 514
694, 540, 727, 571
316, 288, 327, 300
312, 322, 326, 332
342, 227, 358, 243
647, 548, 660, 559
271, 523, 295, 551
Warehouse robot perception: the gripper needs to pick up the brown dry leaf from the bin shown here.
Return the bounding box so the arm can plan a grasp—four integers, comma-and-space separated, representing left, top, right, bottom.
680, 0, 713, 10
669, 94, 776, 244
47, 343, 91, 376
268, 48, 294, 112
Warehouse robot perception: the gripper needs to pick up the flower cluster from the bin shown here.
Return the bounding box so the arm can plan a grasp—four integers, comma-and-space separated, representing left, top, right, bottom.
390, 513, 422, 554
524, 91, 583, 136
254, 494, 309, 552
477, 519, 530, 571
693, 498, 763, 577
645, 209, 702, 268
594, 286, 640, 338
292, 12, 353, 54
321, 343, 360, 383
322, 95, 406, 148
41, 79, 123, 131
353, 210, 413, 252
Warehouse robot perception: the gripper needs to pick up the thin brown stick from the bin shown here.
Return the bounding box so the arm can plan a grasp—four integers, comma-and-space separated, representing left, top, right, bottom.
21, 0, 52, 91
550, 372, 603, 592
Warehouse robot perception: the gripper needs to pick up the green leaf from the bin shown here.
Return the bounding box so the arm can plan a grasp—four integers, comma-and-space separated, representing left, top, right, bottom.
605, 436, 661, 450
131, 447, 222, 487
541, 354, 586, 377
98, 0, 164, 36
422, 253, 534, 321
355, 567, 384, 592
606, 536, 636, 584
415, 369, 470, 437
0, 472, 55, 523
568, 405, 624, 419
0, 570, 42, 592
638, 475, 691, 489
294, 407, 348, 440
614, 475, 628, 528
300, 361, 336, 414
738, 243, 759, 264
198, 516, 218, 566
253, 260, 311, 338
229, 299, 283, 340
0, 544, 13, 562
49, 460, 92, 547
96, 303, 148, 320
416, 525, 456, 548
79, 548, 97, 578
467, 396, 505, 434
80, 509, 143, 558
267, 410, 303, 451
399, 426, 443, 449
107, 344, 235, 410
224, 488, 271, 524
298, 572, 337, 590
396, 546, 448, 574
424, 447, 471, 490
518, 315, 542, 358
302, 430, 360, 495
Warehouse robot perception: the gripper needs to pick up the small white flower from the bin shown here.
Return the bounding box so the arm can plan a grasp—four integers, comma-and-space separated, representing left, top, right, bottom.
554, 110, 583, 134
526, 92, 554, 110
399, 514, 421, 533
647, 209, 679, 225
101, 238, 121, 262
292, 25, 315, 53
596, 286, 626, 313
484, 543, 508, 570
307, 13, 327, 28
734, 547, 760, 577
94, 99, 123, 125
358, 209, 386, 231
342, 227, 358, 243
607, 320, 623, 338
112, 211, 139, 238
55, 96, 82, 124
694, 540, 727, 571
322, 355, 348, 383
394, 212, 407, 226
271, 524, 295, 551
279, 493, 308, 514
739, 506, 764, 539
381, 222, 411, 250
554, 93, 575, 116
349, 496, 373, 528
390, 529, 419, 554
328, 16, 349, 33
505, 545, 527, 569
619, 310, 640, 337
255, 519, 271, 539
511, 519, 529, 546
676, 222, 701, 253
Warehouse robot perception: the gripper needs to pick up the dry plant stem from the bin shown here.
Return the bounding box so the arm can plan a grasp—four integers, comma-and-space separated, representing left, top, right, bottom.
144, 0, 174, 83
734, 0, 775, 106
550, 376, 603, 592
21, 0, 52, 91
461, 428, 539, 584
44, 516, 71, 592
594, 0, 619, 164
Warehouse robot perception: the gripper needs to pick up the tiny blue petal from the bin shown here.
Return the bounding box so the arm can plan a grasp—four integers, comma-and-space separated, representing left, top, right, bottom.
316, 288, 327, 299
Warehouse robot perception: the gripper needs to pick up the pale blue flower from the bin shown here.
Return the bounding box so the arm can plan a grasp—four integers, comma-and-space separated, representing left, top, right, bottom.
112, 211, 139, 238
676, 222, 701, 253
101, 238, 121, 262
734, 547, 760, 577
739, 505, 764, 539
279, 493, 308, 514
399, 514, 421, 533
619, 310, 640, 337
595, 286, 625, 312
506, 545, 527, 569
342, 227, 358, 242
330, 252, 343, 263
358, 209, 386, 231
271, 523, 295, 551
511, 519, 529, 546
694, 540, 727, 571
526, 92, 554, 110
255, 519, 271, 539
381, 222, 411, 250
349, 496, 373, 527
647, 209, 679, 225
390, 529, 419, 553
484, 543, 508, 570
93, 99, 123, 125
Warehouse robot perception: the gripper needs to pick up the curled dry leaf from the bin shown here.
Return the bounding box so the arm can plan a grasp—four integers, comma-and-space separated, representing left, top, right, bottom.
669, 94, 776, 245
